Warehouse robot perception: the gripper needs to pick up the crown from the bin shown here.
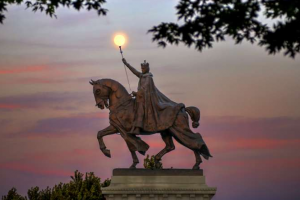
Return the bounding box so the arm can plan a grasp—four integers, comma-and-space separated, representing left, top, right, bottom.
141, 60, 149, 67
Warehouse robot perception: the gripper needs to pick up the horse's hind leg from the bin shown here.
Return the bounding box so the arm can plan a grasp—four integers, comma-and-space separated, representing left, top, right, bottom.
125, 141, 140, 169
193, 150, 202, 170
130, 150, 139, 169
97, 125, 118, 158
169, 126, 203, 170
154, 131, 175, 167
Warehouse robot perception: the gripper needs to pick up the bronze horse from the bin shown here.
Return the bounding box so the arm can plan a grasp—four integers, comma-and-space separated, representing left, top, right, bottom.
90, 79, 212, 169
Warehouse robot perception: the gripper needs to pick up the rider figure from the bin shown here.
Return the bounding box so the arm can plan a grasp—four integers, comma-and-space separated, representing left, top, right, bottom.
122, 58, 151, 135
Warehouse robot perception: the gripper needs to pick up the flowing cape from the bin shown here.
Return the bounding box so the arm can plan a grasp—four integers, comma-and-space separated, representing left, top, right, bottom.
139, 73, 185, 132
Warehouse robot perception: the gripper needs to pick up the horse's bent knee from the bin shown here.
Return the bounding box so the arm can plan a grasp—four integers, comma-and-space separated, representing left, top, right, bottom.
167, 145, 175, 151
97, 131, 102, 140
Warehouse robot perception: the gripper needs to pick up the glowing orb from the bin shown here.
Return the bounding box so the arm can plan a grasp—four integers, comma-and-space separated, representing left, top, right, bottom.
114, 35, 126, 46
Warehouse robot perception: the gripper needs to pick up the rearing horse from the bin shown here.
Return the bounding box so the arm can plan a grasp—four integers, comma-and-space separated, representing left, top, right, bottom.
90, 78, 212, 169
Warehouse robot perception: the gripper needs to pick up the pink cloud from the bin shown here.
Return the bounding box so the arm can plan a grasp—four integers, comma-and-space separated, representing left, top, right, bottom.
215, 158, 300, 169
8, 111, 109, 138
72, 148, 97, 156
18, 78, 67, 84
200, 116, 300, 140
0, 75, 93, 85
26, 148, 100, 163
0, 66, 48, 75
231, 138, 300, 150
0, 162, 72, 177
206, 138, 300, 154
0, 91, 92, 111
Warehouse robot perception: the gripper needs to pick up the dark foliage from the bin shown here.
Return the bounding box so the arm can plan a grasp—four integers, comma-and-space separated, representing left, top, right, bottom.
1, 170, 110, 200
0, 0, 107, 24
149, 0, 300, 58
2, 188, 26, 200
1, 0, 300, 58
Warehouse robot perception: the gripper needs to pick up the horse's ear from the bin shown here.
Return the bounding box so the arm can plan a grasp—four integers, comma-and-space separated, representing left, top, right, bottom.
89, 79, 97, 85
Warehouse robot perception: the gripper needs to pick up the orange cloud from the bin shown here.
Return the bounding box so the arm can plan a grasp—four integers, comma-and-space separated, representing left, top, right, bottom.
0, 104, 23, 109
0, 66, 48, 75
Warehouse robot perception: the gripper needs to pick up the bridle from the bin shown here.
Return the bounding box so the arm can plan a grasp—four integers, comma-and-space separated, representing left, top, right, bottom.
93, 83, 111, 108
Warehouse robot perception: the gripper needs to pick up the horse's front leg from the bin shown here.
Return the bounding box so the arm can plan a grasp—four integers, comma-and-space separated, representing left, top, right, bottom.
97, 125, 118, 158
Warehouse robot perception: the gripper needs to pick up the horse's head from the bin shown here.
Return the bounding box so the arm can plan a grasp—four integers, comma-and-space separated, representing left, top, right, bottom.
90, 78, 130, 110
90, 79, 111, 110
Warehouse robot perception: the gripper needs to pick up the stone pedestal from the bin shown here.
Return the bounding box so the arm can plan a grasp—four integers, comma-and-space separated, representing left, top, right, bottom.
102, 169, 217, 200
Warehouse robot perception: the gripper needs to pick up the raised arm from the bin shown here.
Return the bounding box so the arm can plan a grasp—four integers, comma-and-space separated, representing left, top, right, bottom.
122, 58, 142, 78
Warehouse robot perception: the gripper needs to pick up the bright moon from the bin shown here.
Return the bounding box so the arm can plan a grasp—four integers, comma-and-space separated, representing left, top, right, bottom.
114, 35, 126, 46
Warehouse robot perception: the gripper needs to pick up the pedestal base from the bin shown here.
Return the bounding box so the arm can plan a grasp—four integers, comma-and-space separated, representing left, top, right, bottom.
102, 169, 217, 200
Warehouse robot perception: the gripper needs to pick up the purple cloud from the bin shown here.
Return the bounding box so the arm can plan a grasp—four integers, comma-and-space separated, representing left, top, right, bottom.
8, 112, 109, 138
0, 91, 92, 111
200, 116, 300, 140
1, 114, 300, 200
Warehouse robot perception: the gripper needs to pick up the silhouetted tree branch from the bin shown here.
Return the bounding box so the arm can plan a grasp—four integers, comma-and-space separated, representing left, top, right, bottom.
1, 0, 300, 58
148, 0, 300, 58
0, 0, 107, 24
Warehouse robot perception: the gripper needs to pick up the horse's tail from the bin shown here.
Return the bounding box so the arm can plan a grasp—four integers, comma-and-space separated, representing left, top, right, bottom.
185, 106, 200, 128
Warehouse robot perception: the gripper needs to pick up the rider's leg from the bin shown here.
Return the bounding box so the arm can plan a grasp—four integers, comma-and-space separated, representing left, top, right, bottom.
130, 92, 144, 134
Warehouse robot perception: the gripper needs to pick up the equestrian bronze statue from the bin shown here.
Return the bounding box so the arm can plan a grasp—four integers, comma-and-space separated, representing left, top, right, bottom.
90, 59, 212, 169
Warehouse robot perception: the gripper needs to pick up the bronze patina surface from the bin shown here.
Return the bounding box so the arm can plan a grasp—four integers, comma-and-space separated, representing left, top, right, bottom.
90, 59, 212, 169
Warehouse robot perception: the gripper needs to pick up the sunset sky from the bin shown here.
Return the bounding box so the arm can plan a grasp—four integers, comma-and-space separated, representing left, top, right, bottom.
0, 1, 300, 199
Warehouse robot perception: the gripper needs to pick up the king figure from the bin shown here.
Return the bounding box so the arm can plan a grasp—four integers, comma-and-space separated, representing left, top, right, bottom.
122, 58, 184, 135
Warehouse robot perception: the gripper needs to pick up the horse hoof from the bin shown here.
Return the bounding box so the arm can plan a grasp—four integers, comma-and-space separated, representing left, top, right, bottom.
129, 163, 137, 169
155, 163, 162, 169
102, 149, 111, 158
154, 159, 162, 169
192, 165, 200, 170
138, 151, 146, 155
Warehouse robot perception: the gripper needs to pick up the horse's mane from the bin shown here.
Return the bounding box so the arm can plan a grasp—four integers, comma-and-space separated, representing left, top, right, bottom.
95, 78, 129, 95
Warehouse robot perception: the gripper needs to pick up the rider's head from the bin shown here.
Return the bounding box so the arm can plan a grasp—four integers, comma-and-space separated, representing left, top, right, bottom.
141, 60, 150, 74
